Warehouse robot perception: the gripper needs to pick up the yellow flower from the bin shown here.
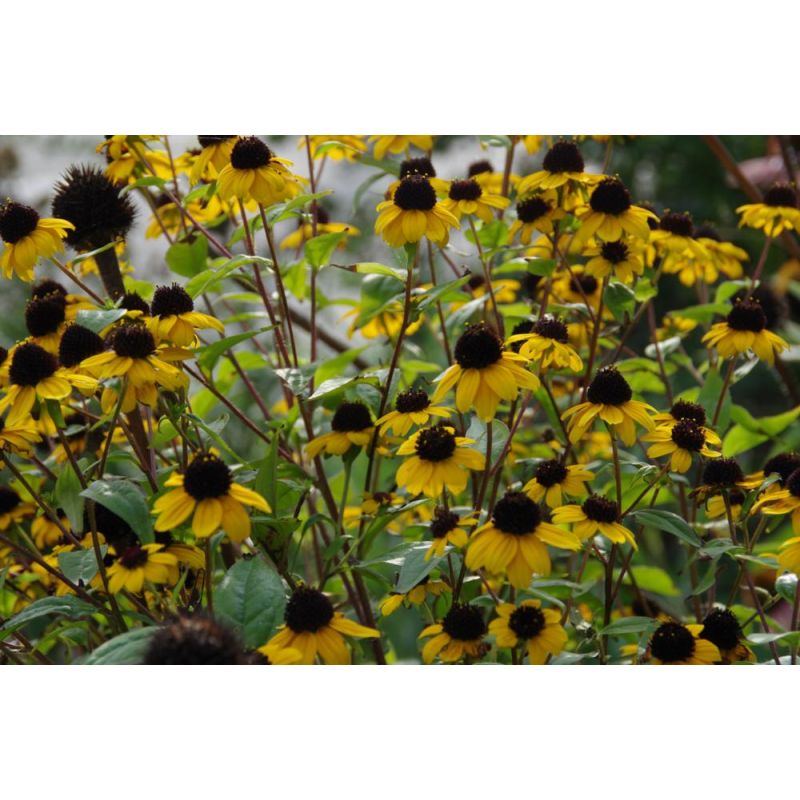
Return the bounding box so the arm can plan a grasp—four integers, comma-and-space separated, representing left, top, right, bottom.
0, 412, 41, 456
507, 316, 583, 373
97, 135, 171, 184
489, 600, 567, 664
520, 135, 548, 155
369, 135, 433, 160
419, 602, 486, 663
145, 195, 226, 239
467, 159, 520, 196
705, 490, 744, 521
279, 215, 359, 250
643, 419, 721, 473
694, 225, 748, 279
652, 400, 722, 447
585, 237, 645, 283
523, 459, 594, 508
737, 183, 800, 237
256, 643, 303, 665
561, 366, 655, 446
379, 577, 449, 616
702, 298, 788, 365
0, 201, 75, 282
508, 190, 564, 243
647, 621, 720, 665
396, 425, 484, 498
698, 608, 753, 664
266, 586, 380, 665
441, 178, 509, 223
145, 283, 224, 346
575, 178, 658, 243
467, 491, 581, 587
305, 401, 374, 459
153, 452, 270, 542
552, 494, 637, 548
431, 323, 539, 421
342, 302, 424, 340
376, 388, 452, 436
657, 312, 697, 340
31, 512, 70, 550
106, 543, 178, 594
517, 140, 601, 203
190, 135, 237, 184
302, 135, 367, 162
424, 507, 478, 560
375, 175, 458, 247
216, 136, 303, 207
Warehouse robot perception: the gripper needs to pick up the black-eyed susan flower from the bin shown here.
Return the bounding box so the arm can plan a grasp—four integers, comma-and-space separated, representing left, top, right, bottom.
508, 191, 563, 243
255, 643, 303, 665
143, 612, 249, 664
419, 602, 487, 663
106, 543, 178, 594
643, 419, 721, 473
23, 290, 69, 354
647, 620, 720, 665
449, 274, 520, 311
561, 366, 655, 446
278, 206, 360, 250
190, 135, 237, 184
342, 301, 424, 340
441, 178, 509, 223
749, 452, 800, 501
153, 452, 270, 541
0, 201, 74, 282
467, 159, 520, 196
754, 466, 800, 533
516, 140, 601, 201
392, 156, 449, 196
779, 535, 800, 576
369, 135, 433, 160
705, 488, 745, 521
523, 459, 594, 508
425, 507, 478, 560
305, 401, 374, 458
0, 342, 97, 423
31, 512, 70, 550
737, 182, 800, 237
702, 298, 788, 365
431, 323, 539, 421
652, 399, 721, 446
266, 585, 380, 665
57, 324, 107, 386
576, 178, 658, 243
0, 486, 35, 530
585, 237, 645, 284
379, 576, 449, 616
145, 193, 226, 240
396, 424, 484, 498
0, 412, 41, 456
467, 491, 581, 587
693, 457, 761, 505
507, 316, 583, 373
31, 279, 92, 322
304, 135, 367, 162
552, 494, 637, 548
374, 175, 458, 247
216, 136, 303, 207
732, 284, 786, 330
376, 388, 451, 436
694, 224, 748, 279
699, 608, 753, 664
489, 599, 567, 664
146, 283, 224, 346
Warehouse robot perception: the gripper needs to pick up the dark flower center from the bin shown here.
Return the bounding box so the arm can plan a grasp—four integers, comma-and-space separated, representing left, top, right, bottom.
415, 425, 456, 462
143, 612, 245, 665
58, 323, 105, 368
671, 419, 705, 452
9, 342, 58, 386
120, 291, 151, 315
0, 486, 22, 515
32, 279, 68, 300
197, 135, 236, 148
589, 178, 632, 215
763, 452, 800, 484
523, 274, 543, 296
542, 141, 585, 174
25, 293, 66, 337
731, 285, 785, 330
726, 300, 766, 333
786, 468, 800, 498
510, 319, 535, 352
400, 157, 436, 179
151, 283, 195, 317
394, 175, 436, 211
449, 179, 483, 202
119, 545, 149, 569
763, 183, 798, 208
467, 160, 493, 177
694, 224, 720, 242
285, 586, 334, 633
582, 494, 619, 523
533, 316, 568, 342
111, 324, 157, 358
516, 196, 551, 223
430, 507, 460, 539
395, 388, 430, 414
702, 458, 744, 486
700, 608, 741, 652
729, 489, 745, 505
600, 240, 629, 263
466, 273, 485, 291
331, 401, 372, 432
659, 212, 694, 237
442, 603, 486, 641
570, 274, 598, 295
183, 454, 233, 500
0, 347, 7, 367
586, 366, 632, 406
454, 323, 503, 369
0, 202, 40, 244
52, 165, 135, 249
508, 605, 546, 640
534, 459, 568, 488
670, 400, 706, 427
230, 136, 272, 170
492, 491, 541, 534
650, 622, 696, 663
91, 504, 136, 551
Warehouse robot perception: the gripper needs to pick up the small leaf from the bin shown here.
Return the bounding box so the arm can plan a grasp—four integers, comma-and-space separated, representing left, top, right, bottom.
305, 231, 348, 269
196, 326, 273, 371
352, 262, 406, 281
0, 596, 98, 633
55, 463, 85, 533
58, 547, 106, 585
775, 573, 799, 604
599, 616, 658, 636
165, 236, 209, 277
83, 627, 158, 664
628, 509, 702, 547
395, 544, 444, 594
74, 308, 128, 334
81, 479, 154, 543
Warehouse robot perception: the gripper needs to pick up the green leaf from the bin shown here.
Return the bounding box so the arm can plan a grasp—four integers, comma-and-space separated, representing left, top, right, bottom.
633, 278, 657, 302
0, 596, 98, 633
214, 558, 287, 649
305, 231, 348, 269
605, 280, 636, 321
416, 275, 471, 312
747, 631, 800, 646
58, 547, 105, 585
195, 326, 273, 371
314, 346, 368, 387
81, 479, 154, 543
55, 463, 85, 533
466, 417, 510, 465
465, 219, 509, 251
185, 255, 269, 297
723, 425, 769, 457
83, 627, 158, 664
352, 262, 407, 282
165, 236, 209, 277
267, 191, 333, 225
599, 616, 658, 636
775, 573, 799, 603
74, 308, 128, 334
628, 565, 679, 597
760, 405, 800, 436
255, 437, 280, 515
395, 543, 445, 594
698, 367, 729, 431
628, 509, 702, 547
678, 303, 730, 323
524, 258, 557, 277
